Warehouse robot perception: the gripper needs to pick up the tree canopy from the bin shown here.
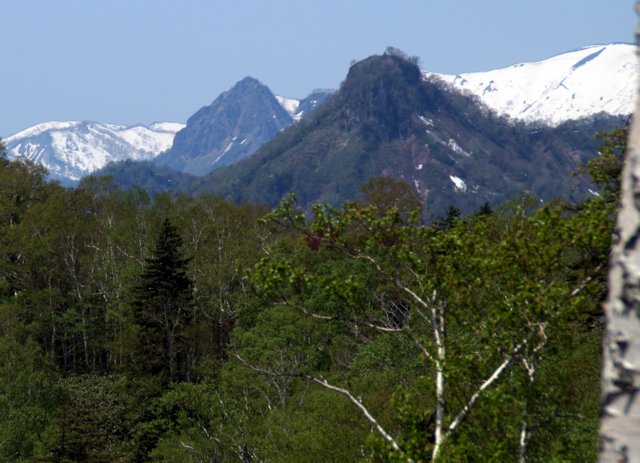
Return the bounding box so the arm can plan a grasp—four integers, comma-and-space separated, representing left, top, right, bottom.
0, 129, 622, 461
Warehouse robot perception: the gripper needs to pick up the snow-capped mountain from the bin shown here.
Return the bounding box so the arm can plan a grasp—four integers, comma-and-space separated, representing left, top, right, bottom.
5, 44, 634, 187
275, 90, 335, 122
5, 121, 184, 184
426, 43, 637, 126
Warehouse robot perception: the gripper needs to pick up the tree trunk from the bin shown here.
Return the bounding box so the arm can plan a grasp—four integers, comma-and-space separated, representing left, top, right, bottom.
599, 4, 640, 460
432, 300, 445, 461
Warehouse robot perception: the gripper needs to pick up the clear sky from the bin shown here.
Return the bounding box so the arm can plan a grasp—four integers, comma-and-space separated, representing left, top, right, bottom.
1, 0, 635, 137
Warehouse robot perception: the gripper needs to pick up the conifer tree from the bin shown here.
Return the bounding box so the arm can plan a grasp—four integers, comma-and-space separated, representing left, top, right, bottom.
132, 218, 193, 382
437, 205, 461, 229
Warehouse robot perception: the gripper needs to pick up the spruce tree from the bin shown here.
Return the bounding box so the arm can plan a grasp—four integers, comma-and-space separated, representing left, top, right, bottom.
132, 218, 193, 382
436, 205, 461, 229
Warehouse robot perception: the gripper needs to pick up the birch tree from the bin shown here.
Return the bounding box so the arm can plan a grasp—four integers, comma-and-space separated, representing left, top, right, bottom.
251, 195, 607, 461
599, 3, 640, 460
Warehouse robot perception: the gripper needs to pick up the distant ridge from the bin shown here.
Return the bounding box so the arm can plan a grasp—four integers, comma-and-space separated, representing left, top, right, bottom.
4, 121, 184, 184
5, 44, 635, 188
426, 43, 637, 126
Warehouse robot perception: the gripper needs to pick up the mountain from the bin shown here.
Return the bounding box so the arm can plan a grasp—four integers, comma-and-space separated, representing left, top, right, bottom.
4, 81, 331, 186
4, 121, 184, 185
154, 77, 295, 175
427, 43, 637, 126
276, 90, 336, 121
10, 44, 633, 209
90, 84, 334, 190
190, 51, 627, 219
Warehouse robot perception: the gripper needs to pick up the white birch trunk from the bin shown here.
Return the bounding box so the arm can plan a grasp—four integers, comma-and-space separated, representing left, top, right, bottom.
432, 298, 445, 461
599, 3, 640, 460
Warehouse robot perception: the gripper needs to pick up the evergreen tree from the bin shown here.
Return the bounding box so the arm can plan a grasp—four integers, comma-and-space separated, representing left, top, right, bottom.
436, 205, 461, 229
132, 218, 193, 383
477, 201, 493, 216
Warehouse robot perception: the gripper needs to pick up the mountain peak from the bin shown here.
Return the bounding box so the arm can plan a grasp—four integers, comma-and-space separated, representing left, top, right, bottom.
227, 76, 268, 94
234, 76, 262, 86
335, 53, 429, 142
155, 76, 294, 175
345, 53, 422, 91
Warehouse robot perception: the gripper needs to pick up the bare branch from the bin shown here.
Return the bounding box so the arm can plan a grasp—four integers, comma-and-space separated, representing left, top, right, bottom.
447, 332, 534, 436
298, 306, 404, 332
235, 354, 409, 460
569, 261, 605, 298
180, 440, 195, 451
402, 328, 435, 364
306, 375, 408, 458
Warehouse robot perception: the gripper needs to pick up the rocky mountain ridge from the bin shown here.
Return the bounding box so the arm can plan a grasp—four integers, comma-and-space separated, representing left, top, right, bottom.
190, 51, 627, 218
4, 43, 635, 188
154, 77, 294, 176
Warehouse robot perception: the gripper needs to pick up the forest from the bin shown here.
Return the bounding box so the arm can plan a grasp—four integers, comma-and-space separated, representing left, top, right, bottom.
0, 128, 626, 462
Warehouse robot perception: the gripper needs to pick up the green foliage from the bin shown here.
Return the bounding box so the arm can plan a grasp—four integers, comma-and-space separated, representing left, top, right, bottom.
0, 335, 61, 461
585, 127, 628, 202
0, 125, 621, 461
37, 374, 136, 462
248, 187, 611, 461
0, 156, 50, 229
131, 218, 194, 382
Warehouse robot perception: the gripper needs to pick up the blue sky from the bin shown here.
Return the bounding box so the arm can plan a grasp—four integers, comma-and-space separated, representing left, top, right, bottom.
1, 0, 635, 136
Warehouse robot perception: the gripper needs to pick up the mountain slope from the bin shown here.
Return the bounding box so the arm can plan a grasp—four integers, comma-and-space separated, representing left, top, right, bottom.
427, 43, 637, 126
154, 77, 294, 175
5, 121, 184, 184
276, 90, 335, 121
192, 52, 626, 219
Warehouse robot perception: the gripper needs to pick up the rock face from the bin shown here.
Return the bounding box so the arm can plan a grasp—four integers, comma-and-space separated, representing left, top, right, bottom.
155, 77, 294, 176
193, 52, 627, 219
4, 121, 183, 184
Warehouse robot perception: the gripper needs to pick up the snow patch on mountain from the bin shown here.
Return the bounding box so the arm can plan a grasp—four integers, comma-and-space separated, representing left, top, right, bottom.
447, 139, 471, 157
425, 43, 638, 126
5, 121, 184, 184
275, 96, 300, 117
449, 175, 467, 192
